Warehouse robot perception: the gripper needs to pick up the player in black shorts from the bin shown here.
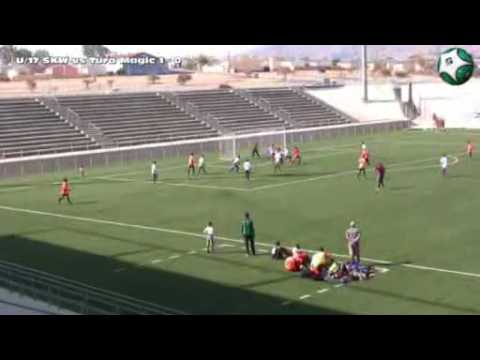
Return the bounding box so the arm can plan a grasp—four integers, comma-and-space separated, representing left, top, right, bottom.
375, 162, 385, 191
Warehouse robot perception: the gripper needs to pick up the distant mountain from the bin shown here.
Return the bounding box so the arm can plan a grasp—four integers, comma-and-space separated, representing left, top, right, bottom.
247, 45, 480, 60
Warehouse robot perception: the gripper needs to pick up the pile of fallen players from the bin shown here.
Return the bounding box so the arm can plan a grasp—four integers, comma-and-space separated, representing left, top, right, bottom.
271, 242, 376, 284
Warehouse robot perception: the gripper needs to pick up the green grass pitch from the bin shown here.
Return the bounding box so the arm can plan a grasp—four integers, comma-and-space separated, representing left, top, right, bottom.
0, 129, 479, 314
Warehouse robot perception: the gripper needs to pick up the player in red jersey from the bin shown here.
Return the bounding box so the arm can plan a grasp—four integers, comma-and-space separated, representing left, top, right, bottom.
466, 140, 474, 159
357, 157, 367, 179
375, 162, 386, 191
58, 178, 72, 204
187, 153, 196, 177
360, 148, 370, 166
290, 146, 301, 165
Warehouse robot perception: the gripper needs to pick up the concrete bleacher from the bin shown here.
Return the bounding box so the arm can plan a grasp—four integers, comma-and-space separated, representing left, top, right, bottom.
174, 90, 289, 132
245, 88, 352, 128
0, 98, 98, 158
57, 92, 218, 146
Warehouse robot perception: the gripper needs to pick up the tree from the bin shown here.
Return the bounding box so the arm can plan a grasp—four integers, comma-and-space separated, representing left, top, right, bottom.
331, 58, 340, 67
0, 45, 16, 64
15, 48, 32, 59
197, 55, 211, 67
82, 45, 111, 58
177, 73, 192, 85
33, 49, 50, 59
195, 54, 215, 71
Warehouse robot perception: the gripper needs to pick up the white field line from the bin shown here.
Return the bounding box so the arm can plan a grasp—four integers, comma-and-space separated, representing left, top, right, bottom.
299, 294, 311, 300
96, 153, 460, 193
250, 155, 460, 192
157, 181, 249, 192
2, 204, 480, 280
317, 289, 329, 294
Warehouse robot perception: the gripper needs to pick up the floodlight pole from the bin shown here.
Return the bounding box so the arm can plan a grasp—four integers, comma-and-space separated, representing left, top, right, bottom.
362, 45, 368, 103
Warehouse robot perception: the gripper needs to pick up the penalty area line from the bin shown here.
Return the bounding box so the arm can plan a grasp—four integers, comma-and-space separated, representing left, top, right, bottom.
2, 204, 480, 280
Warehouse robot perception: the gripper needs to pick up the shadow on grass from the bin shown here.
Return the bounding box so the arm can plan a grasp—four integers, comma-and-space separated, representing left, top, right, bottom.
348, 284, 480, 314
0, 234, 345, 315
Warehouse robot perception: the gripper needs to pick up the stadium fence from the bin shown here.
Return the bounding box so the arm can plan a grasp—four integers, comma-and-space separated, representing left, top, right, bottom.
0, 260, 185, 314
0, 120, 411, 179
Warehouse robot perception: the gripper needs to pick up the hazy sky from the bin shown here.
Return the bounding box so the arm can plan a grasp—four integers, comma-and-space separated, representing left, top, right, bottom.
14, 45, 258, 58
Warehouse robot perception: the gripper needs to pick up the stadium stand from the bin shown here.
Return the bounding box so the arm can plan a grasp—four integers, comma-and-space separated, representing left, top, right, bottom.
0, 98, 97, 158
173, 90, 290, 132
245, 88, 353, 128
57, 93, 218, 146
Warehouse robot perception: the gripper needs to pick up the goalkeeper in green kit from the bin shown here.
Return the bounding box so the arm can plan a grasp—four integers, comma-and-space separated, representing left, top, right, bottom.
241, 212, 256, 256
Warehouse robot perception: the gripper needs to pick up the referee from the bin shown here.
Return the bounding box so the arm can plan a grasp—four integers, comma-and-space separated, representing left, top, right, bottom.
241, 212, 256, 256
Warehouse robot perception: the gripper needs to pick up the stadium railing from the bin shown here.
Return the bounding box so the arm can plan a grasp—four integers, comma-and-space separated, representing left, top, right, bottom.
0, 119, 412, 179
0, 260, 186, 315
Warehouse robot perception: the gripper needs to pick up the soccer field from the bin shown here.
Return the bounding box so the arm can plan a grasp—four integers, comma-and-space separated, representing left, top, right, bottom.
1, 129, 479, 314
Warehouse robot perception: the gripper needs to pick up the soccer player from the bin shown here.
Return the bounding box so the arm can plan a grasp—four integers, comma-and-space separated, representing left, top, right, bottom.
345, 221, 361, 263
151, 161, 159, 183
198, 154, 207, 175
251, 143, 261, 159
466, 140, 474, 158
243, 158, 252, 182
229, 155, 241, 173
241, 212, 256, 256
79, 164, 85, 178
361, 148, 370, 166
440, 154, 448, 176
187, 153, 196, 177
268, 144, 275, 161
203, 221, 215, 253
283, 147, 291, 163
291, 146, 301, 165
357, 156, 367, 179
273, 148, 282, 173
375, 162, 386, 191
58, 178, 72, 205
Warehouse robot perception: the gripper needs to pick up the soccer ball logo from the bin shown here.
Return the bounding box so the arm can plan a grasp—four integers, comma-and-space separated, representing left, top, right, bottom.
437, 48, 475, 86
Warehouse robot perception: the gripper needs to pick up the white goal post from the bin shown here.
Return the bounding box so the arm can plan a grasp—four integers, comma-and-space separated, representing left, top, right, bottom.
218, 127, 288, 161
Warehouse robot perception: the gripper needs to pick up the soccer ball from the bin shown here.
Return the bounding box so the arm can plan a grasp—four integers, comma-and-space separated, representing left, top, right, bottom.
437, 48, 475, 86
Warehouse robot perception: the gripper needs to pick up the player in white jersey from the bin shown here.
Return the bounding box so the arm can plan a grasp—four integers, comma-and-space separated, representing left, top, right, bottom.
273, 148, 282, 173
229, 155, 241, 173
345, 221, 361, 263
151, 161, 159, 183
203, 221, 215, 253
440, 154, 448, 176
243, 159, 252, 181
198, 154, 207, 175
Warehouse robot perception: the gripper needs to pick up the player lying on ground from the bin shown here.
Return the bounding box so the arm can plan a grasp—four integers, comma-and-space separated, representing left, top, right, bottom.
271, 241, 292, 260
58, 178, 72, 205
